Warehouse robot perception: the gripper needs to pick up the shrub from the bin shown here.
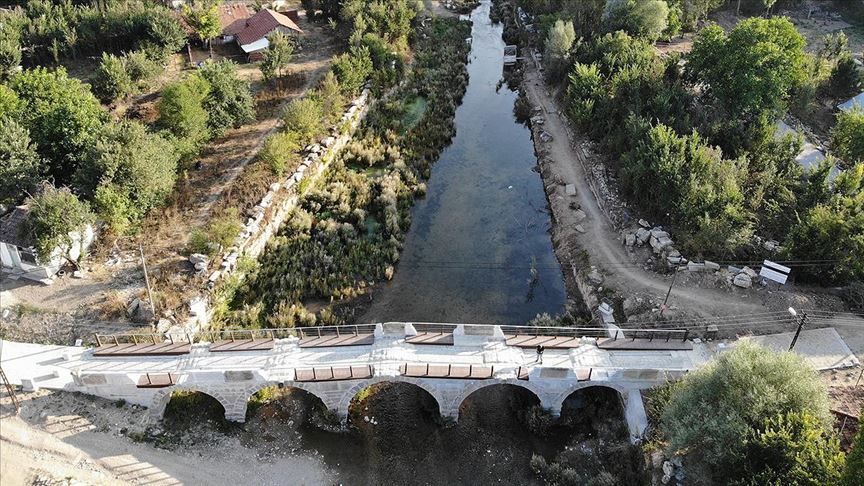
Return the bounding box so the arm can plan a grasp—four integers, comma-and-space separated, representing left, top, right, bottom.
829, 52, 862, 99
260, 131, 301, 176
197, 60, 255, 137
832, 108, 864, 164
23, 184, 95, 264
124, 50, 161, 87
157, 74, 211, 155
92, 52, 134, 103
206, 208, 243, 254
332, 45, 373, 95
662, 342, 832, 480
844, 416, 864, 486
282, 97, 323, 144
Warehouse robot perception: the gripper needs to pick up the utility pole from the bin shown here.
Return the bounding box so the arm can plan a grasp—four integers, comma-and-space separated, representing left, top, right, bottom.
139, 244, 157, 324
788, 307, 807, 351
660, 267, 679, 317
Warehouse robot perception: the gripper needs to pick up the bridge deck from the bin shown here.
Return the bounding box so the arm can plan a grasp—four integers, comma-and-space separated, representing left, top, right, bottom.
405, 332, 455, 346
93, 343, 191, 357
299, 333, 374, 348
504, 335, 581, 349
401, 363, 494, 380
295, 365, 374, 382
210, 339, 275, 352
596, 338, 693, 351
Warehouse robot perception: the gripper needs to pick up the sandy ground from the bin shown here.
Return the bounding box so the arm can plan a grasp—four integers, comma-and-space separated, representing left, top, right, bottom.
0, 391, 333, 486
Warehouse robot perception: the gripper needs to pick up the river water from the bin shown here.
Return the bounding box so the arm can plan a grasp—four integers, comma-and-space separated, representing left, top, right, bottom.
361, 0, 566, 325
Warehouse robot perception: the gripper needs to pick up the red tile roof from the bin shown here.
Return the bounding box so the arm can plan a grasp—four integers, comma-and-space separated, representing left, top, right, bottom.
234, 8, 302, 46
218, 3, 252, 31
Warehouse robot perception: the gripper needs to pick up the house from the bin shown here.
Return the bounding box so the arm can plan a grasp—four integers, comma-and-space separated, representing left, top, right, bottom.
838, 91, 864, 112
0, 206, 95, 284
225, 8, 303, 60
217, 3, 253, 44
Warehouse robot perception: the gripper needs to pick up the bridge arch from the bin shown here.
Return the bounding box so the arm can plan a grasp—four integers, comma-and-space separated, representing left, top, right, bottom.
242, 381, 335, 422
550, 382, 629, 413
337, 376, 446, 420
452, 379, 547, 419
150, 386, 234, 422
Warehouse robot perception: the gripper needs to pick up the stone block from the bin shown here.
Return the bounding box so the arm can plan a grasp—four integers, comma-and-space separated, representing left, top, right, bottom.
224, 371, 254, 382
733, 273, 752, 288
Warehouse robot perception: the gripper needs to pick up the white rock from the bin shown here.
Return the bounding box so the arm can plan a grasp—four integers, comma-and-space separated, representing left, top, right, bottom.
733, 273, 753, 288
638, 219, 650, 228
704, 260, 720, 271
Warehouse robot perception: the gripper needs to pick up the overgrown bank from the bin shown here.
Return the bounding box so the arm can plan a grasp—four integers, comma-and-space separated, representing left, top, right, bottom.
217, 17, 473, 327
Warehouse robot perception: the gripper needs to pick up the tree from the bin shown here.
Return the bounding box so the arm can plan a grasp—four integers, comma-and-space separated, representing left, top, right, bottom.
332, 45, 373, 95
282, 97, 323, 144
92, 52, 134, 103
661, 342, 833, 480
735, 411, 845, 486
124, 50, 161, 88
0, 22, 22, 81
197, 59, 255, 137
687, 18, 806, 151
7, 67, 107, 186
844, 416, 864, 486
77, 121, 179, 233
157, 74, 211, 154
260, 31, 294, 82
662, 3, 682, 41
260, 131, 301, 176
183, 1, 221, 52
832, 108, 864, 164
312, 71, 344, 125
544, 20, 576, 82
23, 184, 94, 265
603, 0, 670, 42
0, 117, 43, 205
829, 52, 862, 99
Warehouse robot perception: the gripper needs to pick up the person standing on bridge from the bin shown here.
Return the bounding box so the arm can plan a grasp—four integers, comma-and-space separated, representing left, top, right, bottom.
535, 344, 545, 364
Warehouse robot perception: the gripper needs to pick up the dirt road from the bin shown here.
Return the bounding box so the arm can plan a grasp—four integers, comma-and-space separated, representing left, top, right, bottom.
522, 65, 770, 318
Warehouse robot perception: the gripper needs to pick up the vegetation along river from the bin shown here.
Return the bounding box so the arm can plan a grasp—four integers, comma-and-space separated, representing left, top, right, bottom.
362, 1, 567, 325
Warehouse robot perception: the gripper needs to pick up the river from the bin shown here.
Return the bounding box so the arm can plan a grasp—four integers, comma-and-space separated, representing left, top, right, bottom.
360, 0, 567, 325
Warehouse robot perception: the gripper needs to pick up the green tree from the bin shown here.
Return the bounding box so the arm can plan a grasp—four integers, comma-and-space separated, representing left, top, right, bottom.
544, 20, 576, 82
829, 52, 862, 99
260, 131, 301, 176
661, 342, 833, 480
0, 117, 43, 205
197, 59, 255, 137
182, 1, 221, 51
0, 21, 22, 81
312, 71, 344, 125
687, 18, 806, 151
832, 108, 864, 164
124, 50, 161, 87
157, 74, 211, 155
843, 416, 864, 486
282, 97, 323, 144
23, 184, 94, 264
332, 45, 373, 95
77, 121, 179, 233
603, 0, 670, 42
735, 411, 845, 486
662, 3, 682, 41
7, 67, 107, 186
92, 52, 134, 103
260, 31, 294, 82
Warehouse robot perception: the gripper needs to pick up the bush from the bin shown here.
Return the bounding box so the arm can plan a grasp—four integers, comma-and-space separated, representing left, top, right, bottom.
197, 60, 255, 137
157, 74, 211, 156
829, 52, 862, 99
92, 52, 134, 103
832, 108, 864, 164
282, 97, 323, 144
24, 184, 95, 264
332, 45, 373, 95
260, 131, 301, 176
124, 50, 161, 88
662, 342, 832, 480
844, 416, 864, 486
736, 411, 845, 486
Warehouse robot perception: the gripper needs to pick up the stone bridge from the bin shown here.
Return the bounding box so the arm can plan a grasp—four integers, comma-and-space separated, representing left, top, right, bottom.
0, 323, 712, 443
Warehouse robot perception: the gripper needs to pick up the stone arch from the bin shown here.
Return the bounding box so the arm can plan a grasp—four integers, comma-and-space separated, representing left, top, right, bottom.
149, 386, 233, 422
452, 379, 547, 419
240, 381, 335, 422
555, 383, 634, 441
337, 376, 446, 419
551, 382, 629, 413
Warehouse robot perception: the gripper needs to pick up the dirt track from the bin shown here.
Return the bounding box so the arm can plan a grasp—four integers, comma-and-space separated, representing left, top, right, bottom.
522, 64, 771, 318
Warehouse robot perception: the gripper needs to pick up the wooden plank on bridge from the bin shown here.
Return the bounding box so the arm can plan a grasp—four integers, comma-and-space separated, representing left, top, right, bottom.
209, 338, 275, 352
405, 332, 454, 346
400, 363, 493, 380
93, 342, 191, 357
294, 365, 374, 382
504, 335, 581, 349
136, 373, 180, 388
299, 333, 374, 348
596, 338, 693, 351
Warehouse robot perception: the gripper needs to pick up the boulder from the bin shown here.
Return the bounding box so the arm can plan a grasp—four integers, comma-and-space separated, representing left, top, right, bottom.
635, 228, 651, 245
132, 302, 154, 323
733, 273, 753, 288
651, 235, 673, 251
189, 253, 209, 266
126, 298, 141, 317
638, 219, 650, 228
741, 266, 758, 278
565, 184, 576, 196
704, 260, 720, 271
687, 262, 705, 272
764, 239, 780, 251
574, 224, 586, 233
587, 268, 604, 286
573, 209, 587, 222
625, 234, 636, 247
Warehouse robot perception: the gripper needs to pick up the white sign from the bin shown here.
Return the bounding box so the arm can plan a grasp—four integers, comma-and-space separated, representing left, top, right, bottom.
760, 260, 791, 285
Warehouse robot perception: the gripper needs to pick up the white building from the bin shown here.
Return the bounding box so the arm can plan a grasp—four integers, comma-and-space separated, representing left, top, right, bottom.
0, 206, 95, 284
